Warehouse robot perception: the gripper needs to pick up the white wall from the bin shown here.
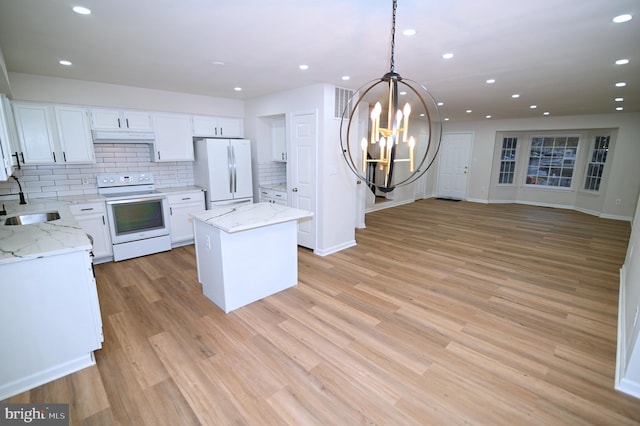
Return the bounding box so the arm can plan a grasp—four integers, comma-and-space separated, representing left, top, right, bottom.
244, 83, 357, 256
617, 193, 640, 398
443, 113, 640, 220
7, 73, 244, 117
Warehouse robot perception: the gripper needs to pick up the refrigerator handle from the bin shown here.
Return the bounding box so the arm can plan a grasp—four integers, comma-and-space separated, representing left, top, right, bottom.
231, 145, 238, 193
227, 145, 233, 193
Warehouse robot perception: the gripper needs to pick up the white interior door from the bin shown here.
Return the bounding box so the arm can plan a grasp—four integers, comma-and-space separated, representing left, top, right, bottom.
436, 132, 473, 200
289, 112, 316, 249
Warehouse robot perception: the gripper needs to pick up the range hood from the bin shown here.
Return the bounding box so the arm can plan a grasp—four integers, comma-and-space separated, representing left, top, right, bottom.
92, 130, 155, 143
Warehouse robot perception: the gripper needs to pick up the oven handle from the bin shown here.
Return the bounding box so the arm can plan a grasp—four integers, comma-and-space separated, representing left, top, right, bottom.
105, 196, 166, 205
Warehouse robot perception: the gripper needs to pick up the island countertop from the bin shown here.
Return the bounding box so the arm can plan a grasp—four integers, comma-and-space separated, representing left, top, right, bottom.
191, 202, 313, 233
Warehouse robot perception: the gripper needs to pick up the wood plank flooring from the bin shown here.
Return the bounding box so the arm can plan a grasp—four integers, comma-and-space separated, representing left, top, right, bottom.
4, 199, 640, 425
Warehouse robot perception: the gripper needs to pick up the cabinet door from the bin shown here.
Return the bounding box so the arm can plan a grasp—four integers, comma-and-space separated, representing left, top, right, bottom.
168, 192, 205, 244
152, 113, 193, 162
271, 117, 286, 162
123, 110, 152, 130
12, 103, 56, 164
218, 117, 243, 138
90, 109, 122, 130
54, 106, 95, 163
192, 116, 218, 137
70, 203, 113, 260
0, 95, 13, 180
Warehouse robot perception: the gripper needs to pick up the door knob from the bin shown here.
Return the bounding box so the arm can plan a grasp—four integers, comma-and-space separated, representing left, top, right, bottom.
292, 188, 298, 192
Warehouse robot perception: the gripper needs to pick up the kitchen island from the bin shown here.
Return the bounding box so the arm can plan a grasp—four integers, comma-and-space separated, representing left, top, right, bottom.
192, 202, 313, 313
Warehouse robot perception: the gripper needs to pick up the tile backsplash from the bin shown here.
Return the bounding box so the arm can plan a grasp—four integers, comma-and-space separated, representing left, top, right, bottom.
258, 161, 286, 186
0, 143, 194, 200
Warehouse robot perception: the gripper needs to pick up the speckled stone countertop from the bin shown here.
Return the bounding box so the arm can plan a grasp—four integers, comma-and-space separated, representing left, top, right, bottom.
0, 199, 91, 265
192, 202, 312, 233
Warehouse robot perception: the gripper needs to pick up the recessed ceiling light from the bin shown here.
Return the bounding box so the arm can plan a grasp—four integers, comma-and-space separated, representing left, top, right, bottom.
615, 82, 627, 87
530, 105, 537, 109
299, 64, 309, 70
210, 61, 225, 66
615, 97, 624, 102
616, 107, 624, 111
543, 112, 550, 116
444, 117, 450, 121
486, 79, 496, 84
234, 87, 242, 92
613, 14, 632, 23
511, 94, 520, 98
437, 102, 444, 106
485, 115, 492, 119
72, 6, 91, 15
59, 60, 72, 66
341, 76, 350, 81
465, 109, 472, 113
419, 113, 426, 117
442, 53, 454, 60
399, 91, 407, 96
615, 59, 630, 65
402, 29, 416, 36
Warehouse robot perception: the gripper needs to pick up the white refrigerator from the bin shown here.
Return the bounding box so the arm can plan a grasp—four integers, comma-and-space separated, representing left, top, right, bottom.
194, 138, 254, 207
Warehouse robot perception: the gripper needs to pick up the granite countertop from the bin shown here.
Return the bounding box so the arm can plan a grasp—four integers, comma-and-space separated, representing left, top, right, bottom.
192, 202, 312, 233
260, 183, 287, 192
0, 200, 91, 265
157, 186, 204, 194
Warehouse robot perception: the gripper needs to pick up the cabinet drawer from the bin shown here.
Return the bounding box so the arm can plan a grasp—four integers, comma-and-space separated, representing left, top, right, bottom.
166, 191, 204, 205
69, 201, 106, 215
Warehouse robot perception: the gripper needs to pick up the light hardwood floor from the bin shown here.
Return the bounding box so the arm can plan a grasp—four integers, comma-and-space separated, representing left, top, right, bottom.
4, 199, 640, 425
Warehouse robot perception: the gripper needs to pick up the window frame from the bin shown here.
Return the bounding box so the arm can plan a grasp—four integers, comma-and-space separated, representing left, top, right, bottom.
524, 133, 580, 190
583, 134, 611, 193
497, 136, 518, 185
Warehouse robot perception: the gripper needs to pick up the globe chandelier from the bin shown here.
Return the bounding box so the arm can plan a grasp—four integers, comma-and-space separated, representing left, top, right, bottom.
340, 0, 443, 193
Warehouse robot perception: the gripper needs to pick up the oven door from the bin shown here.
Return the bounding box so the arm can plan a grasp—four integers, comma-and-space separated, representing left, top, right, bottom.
105, 196, 170, 244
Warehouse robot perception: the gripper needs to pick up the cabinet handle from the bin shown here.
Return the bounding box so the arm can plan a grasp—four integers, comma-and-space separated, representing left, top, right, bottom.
80, 208, 94, 211
63, 152, 67, 162
12, 152, 21, 169
126, 118, 130, 128
170, 207, 173, 215
102, 215, 105, 225
52, 152, 56, 162
157, 151, 161, 160
182, 197, 191, 200
20, 152, 24, 164
117, 118, 121, 128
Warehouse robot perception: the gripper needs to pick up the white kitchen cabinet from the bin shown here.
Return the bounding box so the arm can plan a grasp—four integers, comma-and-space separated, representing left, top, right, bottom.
12, 102, 57, 164
90, 108, 152, 131
271, 116, 287, 162
151, 113, 194, 162
167, 190, 205, 245
54, 105, 95, 163
69, 201, 113, 262
12, 102, 95, 165
0, 95, 15, 180
260, 186, 288, 206
192, 115, 243, 138
0, 249, 103, 400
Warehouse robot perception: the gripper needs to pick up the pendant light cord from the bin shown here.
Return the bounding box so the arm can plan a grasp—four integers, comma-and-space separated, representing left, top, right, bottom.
390, 0, 397, 73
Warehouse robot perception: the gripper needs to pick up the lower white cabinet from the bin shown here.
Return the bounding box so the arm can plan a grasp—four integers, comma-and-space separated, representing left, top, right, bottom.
0, 249, 103, 400
260, 186, 288, 206
69, 201, 113, 262
167, 190, 205, 245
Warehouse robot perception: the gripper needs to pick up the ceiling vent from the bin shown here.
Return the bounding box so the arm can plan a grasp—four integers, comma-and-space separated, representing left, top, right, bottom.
335, 86, 354, 119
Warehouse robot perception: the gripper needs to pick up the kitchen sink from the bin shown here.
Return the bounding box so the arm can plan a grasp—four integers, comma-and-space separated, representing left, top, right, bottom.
4, 211, 61, 225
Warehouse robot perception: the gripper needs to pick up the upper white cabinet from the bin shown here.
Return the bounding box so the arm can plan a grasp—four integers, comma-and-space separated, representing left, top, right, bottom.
90, 108, 152, 131
151, 113, 194, 162
54, 105, 95, 163
192, 115, 243, 138
271, 116, 287, 162
12, 102, 94, 165
0, 95, 16, 180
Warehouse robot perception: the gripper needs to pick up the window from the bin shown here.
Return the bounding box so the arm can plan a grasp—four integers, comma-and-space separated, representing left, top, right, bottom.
584, 135, 610, 192
498, 137, 518, 184
526, 136, 578, 188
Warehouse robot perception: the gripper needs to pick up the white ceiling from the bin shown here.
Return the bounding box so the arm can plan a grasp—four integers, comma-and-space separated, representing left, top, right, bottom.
0, 0, 638, 121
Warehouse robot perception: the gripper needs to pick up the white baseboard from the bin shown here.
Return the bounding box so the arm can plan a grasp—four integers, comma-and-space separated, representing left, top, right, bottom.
314, 240, 357, 257
0, 353, 96, 401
